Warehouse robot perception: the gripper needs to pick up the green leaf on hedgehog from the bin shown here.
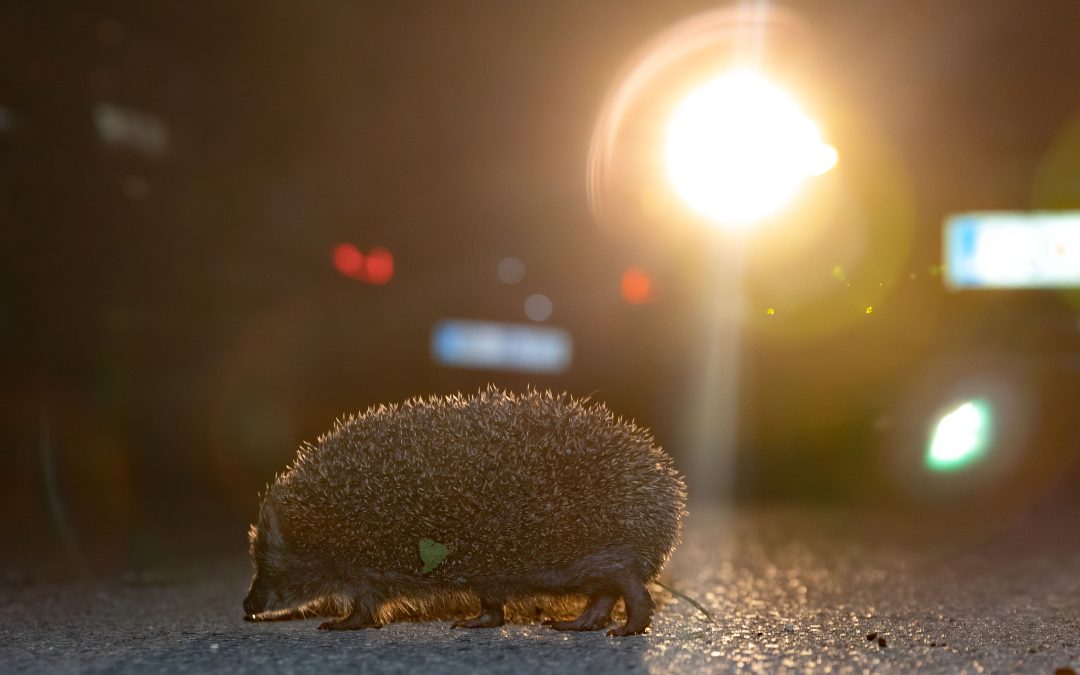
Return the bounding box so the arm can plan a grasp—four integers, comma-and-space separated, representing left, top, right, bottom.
419, 538, 449, 574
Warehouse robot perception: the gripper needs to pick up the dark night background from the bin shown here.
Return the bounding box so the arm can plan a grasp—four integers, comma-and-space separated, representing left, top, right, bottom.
3, 0, 1080, 576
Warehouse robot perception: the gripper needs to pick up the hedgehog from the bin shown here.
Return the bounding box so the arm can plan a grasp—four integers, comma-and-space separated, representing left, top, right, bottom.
242, 387, 686, 636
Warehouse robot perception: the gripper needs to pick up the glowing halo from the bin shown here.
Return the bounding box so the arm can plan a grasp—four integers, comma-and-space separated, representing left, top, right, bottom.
664, 69, 838, 226
586, 5, 809, 228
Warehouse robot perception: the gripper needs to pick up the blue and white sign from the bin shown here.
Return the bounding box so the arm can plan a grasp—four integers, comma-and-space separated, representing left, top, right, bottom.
431, 320, 573, 374
944, 212, 1080, 289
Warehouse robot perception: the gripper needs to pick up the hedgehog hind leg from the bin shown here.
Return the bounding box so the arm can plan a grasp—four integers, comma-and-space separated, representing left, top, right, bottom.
544, 592, 617, 631
606, 574, 653, 637
318, 594, 384, 631
451, 596, 505, 629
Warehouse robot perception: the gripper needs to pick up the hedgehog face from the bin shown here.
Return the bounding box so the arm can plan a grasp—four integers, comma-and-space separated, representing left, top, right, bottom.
243, 497, 307, 616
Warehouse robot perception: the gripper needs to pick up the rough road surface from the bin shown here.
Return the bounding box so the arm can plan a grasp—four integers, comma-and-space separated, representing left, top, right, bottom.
3, 509, 1079, 674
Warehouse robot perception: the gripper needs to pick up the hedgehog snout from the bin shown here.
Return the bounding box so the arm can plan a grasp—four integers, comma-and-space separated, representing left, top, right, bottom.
242, 586, 265, 615
243, 575, 281, 616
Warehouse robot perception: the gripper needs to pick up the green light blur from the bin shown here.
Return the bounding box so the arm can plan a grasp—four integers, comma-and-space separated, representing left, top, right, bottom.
925, 399, 993, 472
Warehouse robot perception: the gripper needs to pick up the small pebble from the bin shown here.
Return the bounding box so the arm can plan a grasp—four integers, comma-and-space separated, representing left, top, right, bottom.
210, 643, 220, 651
784, 624, 794, 633
877, 637, 887, 649
866, 632, 877, 641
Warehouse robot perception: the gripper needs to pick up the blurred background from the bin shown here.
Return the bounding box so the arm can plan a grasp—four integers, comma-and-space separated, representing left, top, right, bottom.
3, 0, 1080, 576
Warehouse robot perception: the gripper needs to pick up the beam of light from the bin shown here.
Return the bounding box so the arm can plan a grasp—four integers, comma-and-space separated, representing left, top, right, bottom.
665, 69, 837, 227
587, 4, 824, 521
926, 399, 993, 472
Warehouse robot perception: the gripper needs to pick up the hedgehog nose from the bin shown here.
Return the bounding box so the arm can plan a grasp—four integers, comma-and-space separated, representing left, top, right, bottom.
243, 591, 263, 616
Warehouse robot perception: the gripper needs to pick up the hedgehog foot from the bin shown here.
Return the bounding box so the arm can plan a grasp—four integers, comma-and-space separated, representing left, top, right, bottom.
451, 609, 505, 628
544, 593, 616, 631
452, 596, 505, 629
318, 600, 383, 631
606, 575, 652, 637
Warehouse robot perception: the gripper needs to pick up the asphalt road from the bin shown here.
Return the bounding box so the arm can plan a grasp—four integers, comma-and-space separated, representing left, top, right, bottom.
3, 508, 1079, 674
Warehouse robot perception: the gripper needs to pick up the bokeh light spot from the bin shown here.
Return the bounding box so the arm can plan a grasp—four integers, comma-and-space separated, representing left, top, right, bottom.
524, 294, 553, 322
621, 267, 653, 304
926, 399, 993, 472
364, 247, 395, 285
333, 244, 393, 284
333, 243, 365, 277
497, 256, 525, 284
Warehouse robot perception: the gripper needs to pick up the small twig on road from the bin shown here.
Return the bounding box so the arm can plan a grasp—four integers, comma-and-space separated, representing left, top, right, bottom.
653, 580, 717, 625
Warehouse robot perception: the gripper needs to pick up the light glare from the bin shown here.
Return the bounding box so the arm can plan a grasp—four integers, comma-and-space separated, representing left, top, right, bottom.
926, 399, 993, 472
665, 69, 837, 226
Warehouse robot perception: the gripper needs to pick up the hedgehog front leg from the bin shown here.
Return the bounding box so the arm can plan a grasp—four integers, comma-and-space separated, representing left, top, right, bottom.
318, 593, 383, 630
451, 595, 505, 628
544, 593, 617, 631
607, 574, 653, 637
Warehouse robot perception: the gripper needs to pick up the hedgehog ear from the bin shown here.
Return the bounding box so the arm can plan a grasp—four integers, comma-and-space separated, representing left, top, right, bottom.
260, 497, 284, 546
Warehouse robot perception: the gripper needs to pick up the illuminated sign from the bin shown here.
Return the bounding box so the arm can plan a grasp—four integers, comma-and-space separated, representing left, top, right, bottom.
944, 212, 1080, 289
431, 320, 572, 374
